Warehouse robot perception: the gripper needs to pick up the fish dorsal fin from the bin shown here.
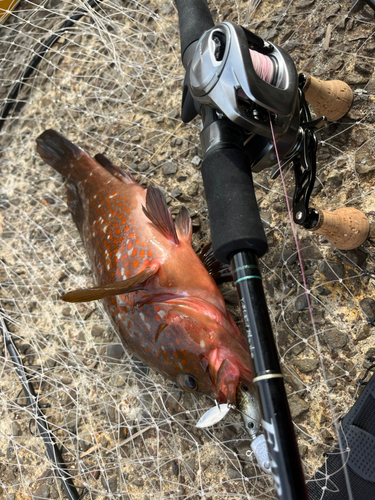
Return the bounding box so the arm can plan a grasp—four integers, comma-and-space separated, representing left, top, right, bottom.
175, 206, 192, 242
60, 268, 156, 303
142, 186, 179, 245
198, 242, 233, 284
94, 153, 136, 184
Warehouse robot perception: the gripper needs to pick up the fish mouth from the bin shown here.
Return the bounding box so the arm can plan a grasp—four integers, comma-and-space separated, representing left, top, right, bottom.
164, 296, 253, 403
207, 348, 253, 404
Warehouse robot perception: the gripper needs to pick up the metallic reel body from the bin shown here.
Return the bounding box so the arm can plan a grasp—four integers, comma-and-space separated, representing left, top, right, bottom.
188, 21, 300, 172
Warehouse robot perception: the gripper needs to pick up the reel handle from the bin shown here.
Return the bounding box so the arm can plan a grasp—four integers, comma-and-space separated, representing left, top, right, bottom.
301, 73, 353, 121
309, 207, 369, 250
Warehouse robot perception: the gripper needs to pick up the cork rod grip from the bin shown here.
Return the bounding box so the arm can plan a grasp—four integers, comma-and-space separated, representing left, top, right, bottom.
310, 207, 369, 250
302, 74, 353, 121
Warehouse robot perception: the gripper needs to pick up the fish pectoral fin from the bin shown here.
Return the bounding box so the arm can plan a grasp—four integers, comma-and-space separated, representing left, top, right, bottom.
175, 206, 192, 242
142, 185, 179, 245
198, 242, 233, 284
60, 268, 156, 303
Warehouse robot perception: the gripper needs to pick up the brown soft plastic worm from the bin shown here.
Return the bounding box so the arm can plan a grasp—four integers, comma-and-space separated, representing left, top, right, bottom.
302, 74, 353, 121
309, 207, 369, 250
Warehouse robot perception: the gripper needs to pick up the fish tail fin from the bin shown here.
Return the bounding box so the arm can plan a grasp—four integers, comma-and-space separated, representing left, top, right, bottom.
36, 129, 84, 178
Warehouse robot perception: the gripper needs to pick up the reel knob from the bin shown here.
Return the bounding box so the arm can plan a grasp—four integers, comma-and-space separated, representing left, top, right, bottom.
301, 74, 353, 121
309, 207, 369, 250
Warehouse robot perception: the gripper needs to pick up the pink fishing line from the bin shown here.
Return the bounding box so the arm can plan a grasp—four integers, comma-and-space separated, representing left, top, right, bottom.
238, 50, 274, 100
268, 114, 317, 332
269, 113, 355, 500
249, 49, 274, 84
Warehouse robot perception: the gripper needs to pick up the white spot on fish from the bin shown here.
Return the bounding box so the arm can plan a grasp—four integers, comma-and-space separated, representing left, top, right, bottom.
94, 194, 97, 199
158, 310, 166, 319
107, 264, 110, 270
103, 226, 107, 233
145, 322, 151, 331
116, 250, 121, 259
200, 340, 206, 349
139, 312, 145, 321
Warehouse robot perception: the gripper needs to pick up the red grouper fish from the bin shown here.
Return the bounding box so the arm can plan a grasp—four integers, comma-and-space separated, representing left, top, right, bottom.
36, 129, 253, 404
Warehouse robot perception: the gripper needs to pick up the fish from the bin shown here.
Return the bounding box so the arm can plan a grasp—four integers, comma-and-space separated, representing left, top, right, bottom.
36, 129, 253, 404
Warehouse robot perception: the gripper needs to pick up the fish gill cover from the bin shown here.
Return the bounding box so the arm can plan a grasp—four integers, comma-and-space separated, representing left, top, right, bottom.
0, 0, 375, 499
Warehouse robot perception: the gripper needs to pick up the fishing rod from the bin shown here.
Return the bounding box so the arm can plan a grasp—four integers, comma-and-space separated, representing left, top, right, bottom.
174, 2, 308, 497
174, 1, 369, 498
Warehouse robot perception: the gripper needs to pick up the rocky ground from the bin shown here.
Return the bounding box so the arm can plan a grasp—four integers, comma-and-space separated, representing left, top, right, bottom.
1, 0, 375, 499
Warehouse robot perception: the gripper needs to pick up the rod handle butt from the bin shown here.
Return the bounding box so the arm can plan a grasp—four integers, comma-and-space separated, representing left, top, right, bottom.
310, 207, 369, 250
302, 74, 353, 121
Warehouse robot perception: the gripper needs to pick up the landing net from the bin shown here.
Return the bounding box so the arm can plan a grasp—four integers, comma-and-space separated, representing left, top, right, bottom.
1, 1, 375, 499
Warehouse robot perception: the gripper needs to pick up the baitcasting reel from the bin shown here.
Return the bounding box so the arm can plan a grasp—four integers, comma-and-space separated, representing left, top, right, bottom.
181, 21, 322, 228
181, 21, 369, 249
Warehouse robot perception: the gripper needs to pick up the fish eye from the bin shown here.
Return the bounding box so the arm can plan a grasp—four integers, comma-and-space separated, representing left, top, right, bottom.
178, 374, 198, 391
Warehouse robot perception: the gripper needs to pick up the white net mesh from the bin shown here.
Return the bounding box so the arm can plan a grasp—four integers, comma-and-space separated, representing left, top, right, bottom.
1, 0, 375, 499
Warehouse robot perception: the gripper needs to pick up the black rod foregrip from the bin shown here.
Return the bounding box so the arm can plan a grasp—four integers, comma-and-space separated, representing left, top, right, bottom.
174, 0, 214, 66
201, 146, 268, 264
